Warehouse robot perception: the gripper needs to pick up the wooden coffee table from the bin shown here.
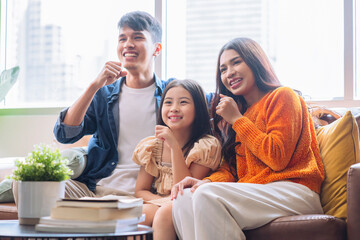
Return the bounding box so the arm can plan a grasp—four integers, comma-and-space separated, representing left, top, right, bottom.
0, 220, 153, 239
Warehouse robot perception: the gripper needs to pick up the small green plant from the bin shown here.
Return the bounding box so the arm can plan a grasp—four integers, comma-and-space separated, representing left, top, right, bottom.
11, 144, 73, 181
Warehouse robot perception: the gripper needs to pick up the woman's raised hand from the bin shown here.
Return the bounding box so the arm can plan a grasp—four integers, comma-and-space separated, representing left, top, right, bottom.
93, 61, 127, 90
215, 94, 242, 124
171, 176, 210, 200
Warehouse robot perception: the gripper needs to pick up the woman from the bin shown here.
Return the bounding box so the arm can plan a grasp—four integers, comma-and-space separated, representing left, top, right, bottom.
171, 38, 325, 240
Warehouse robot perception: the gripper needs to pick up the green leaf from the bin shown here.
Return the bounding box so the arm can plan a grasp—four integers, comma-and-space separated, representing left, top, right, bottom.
11, 144, 73, 181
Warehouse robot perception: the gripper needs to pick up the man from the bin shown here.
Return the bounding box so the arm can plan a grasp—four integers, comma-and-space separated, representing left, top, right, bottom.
54, 11, 174, 198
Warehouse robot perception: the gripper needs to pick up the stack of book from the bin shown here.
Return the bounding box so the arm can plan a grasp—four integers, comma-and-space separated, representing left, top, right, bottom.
35, 195, 144, 233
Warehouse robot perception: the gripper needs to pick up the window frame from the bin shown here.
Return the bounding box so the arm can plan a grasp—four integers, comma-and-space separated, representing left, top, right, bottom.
0, 0, 358, 115
305, 0, 359, 108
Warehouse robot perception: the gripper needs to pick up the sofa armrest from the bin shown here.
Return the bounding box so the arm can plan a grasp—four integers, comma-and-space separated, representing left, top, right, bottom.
347, 162, 360, 240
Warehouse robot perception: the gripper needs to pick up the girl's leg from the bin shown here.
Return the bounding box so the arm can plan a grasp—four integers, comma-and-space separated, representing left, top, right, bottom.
153, 202, 177, 240
141, 203, 159, 226
173, 181, 323, 240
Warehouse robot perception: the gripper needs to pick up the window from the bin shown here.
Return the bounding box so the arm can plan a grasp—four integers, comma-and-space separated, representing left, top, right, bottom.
1, 0, 359, 109
164, 0, 359, 107
0, 0, 154, 108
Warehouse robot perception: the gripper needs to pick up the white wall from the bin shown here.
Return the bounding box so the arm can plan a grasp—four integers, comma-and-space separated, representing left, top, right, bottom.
0, 114, 58, 157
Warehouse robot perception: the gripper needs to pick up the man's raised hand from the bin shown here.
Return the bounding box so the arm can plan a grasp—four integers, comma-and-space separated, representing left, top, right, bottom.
94, 61, 127, 89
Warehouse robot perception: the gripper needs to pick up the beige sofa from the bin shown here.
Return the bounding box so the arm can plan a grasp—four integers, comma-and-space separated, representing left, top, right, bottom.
0, 109, 359, 240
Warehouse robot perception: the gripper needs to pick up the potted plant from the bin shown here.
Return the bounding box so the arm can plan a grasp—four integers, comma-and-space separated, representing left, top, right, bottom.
11, 144, 73, 225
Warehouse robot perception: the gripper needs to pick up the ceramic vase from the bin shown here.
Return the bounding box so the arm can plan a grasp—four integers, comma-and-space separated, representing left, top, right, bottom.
15, 181, 65, 225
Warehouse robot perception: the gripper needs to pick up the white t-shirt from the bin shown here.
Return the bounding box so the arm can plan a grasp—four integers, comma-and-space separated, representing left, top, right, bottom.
97, 83, 157, 195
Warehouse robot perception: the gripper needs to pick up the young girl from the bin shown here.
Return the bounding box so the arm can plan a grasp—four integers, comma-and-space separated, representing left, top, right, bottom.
171, 38, 325, 240
132, 79, 221, 240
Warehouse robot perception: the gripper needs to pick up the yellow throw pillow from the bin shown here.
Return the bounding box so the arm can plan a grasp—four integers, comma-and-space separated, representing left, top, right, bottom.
317, 111, 360, 219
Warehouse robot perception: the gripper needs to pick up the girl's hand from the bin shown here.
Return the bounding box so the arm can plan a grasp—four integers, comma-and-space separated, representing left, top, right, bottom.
171, 176, 210, 200
155, 125, 178, 149
215, 94, 242, 124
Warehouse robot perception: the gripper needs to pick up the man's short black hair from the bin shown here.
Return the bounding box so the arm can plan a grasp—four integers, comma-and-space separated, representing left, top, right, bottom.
118, 11, 162, 43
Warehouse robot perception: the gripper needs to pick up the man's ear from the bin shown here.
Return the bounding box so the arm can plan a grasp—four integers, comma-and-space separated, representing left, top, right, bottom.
153, 43, 162, 57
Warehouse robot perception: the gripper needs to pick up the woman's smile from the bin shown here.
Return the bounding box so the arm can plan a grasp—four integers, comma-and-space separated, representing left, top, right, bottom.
229, 78, 243, 89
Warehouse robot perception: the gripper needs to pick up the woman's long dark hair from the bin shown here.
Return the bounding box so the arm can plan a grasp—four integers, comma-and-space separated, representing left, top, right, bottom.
158, 79, 212, 157
210, 38, 281, 179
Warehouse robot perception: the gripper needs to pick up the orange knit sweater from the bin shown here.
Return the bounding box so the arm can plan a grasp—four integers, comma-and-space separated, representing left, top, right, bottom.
207, 87, 325, 194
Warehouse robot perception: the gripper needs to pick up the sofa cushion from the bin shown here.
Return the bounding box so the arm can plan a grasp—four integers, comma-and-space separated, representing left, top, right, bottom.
316, 111, 360, 219
0, 179, 14, 203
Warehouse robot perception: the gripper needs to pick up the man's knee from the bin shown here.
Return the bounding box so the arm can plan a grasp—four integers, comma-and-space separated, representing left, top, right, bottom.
60, 147, 87, 179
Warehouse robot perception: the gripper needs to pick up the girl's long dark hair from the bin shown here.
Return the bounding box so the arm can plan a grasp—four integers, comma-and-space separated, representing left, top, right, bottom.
210, 38, 281, 179
158, 79, 212, 156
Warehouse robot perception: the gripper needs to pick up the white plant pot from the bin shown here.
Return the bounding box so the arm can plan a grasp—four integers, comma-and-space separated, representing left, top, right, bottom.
16, 181, 65, 225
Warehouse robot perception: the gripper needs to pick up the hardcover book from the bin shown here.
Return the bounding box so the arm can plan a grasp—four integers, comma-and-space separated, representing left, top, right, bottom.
35, 215, 145, 233
56, 194, 143, 209
50, 205, 143, 221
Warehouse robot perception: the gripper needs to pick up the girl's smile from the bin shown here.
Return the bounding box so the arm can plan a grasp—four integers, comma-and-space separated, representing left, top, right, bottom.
168, 114, 183, 122
161, 86, 195, 132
